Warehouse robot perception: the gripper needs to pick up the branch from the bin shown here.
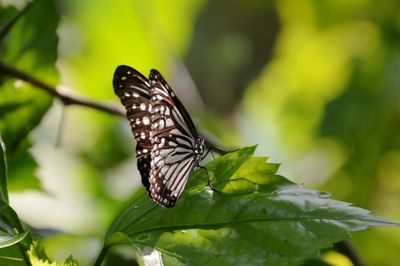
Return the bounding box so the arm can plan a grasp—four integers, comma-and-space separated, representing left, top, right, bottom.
0, 60, 232, 154
0, 60, 125, 117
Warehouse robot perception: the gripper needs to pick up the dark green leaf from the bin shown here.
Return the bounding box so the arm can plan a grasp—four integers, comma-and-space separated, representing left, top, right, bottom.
0, 200, 24, 235
0, 134, 8, 203
303, 259, 333, 266
0, 200, 31, 252
0, 245, 26, 266
0, 0, 60, 191
7, 138, 40, 191
0, 230, 29, 249
0, 200, 32, 266
105, 147, 399, 265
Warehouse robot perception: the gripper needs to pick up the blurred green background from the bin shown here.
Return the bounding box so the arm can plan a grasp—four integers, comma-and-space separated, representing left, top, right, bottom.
1, 0, 400, 265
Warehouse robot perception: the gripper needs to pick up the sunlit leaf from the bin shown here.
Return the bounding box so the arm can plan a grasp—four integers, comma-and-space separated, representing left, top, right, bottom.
27, 241, 79, 266
0, 0, 60, 191
105, 147, 399, 265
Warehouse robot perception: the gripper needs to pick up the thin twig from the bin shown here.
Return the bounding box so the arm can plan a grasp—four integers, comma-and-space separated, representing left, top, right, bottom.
0, 60, 125, 116
0, 0, 36, 42
0, 60, 231, 154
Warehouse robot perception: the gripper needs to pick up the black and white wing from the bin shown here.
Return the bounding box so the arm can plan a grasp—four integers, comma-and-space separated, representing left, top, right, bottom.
113, 66, 205, 208
113, 65, 153, 193
148, 69, 204, 208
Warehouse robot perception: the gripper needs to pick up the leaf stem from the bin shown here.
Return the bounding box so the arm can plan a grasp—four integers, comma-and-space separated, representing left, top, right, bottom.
93, 245, 110, 266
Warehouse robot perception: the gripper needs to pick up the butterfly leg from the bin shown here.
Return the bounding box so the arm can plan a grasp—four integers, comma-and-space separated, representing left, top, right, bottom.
201, 147, 213, 160
198, 165, 220, 193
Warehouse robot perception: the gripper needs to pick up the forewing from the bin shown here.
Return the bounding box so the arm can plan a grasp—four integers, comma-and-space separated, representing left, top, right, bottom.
147, 70, 200, 207
113, 65, 153, 191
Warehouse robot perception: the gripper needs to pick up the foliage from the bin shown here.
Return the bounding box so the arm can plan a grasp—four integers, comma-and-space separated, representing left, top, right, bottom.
0, 0, 59, 191
0, 136, 31, 264
27, 241, 78, 266
103, 146, 398, 265
0, 0, 399, 265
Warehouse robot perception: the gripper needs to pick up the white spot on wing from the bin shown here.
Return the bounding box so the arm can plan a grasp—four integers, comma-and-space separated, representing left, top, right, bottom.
165, 118, 174, 127
158, 120, 165, 129
160, 106, 165, 114
143, 116, 150, 125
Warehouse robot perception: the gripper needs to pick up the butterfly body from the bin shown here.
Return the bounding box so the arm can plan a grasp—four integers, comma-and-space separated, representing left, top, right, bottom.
113, 65, 205, 208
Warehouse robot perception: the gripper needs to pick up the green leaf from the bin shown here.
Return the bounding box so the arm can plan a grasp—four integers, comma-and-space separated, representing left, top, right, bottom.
0, 200, 32, 251
0, 200, 32, 266
7, 138, 41, 191
0, 134, 8, 203
0, 200, 24, 235
0, 230, 29, 249
105, 147, 399, 266
27, 241, 79, 266
0, 0, 60, 191
0, 245, 26, 266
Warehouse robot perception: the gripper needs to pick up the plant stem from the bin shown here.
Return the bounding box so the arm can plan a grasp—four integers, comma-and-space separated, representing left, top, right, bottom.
17, 243, 31, 266
93, 245, 110, 266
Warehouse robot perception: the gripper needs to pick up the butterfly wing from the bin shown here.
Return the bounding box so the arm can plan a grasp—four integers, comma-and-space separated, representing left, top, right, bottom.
113, 65, 153, 192
148, 69, 204, 207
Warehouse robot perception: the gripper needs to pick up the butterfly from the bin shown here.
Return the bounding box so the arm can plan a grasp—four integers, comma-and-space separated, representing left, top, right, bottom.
113, 65, 207, 208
